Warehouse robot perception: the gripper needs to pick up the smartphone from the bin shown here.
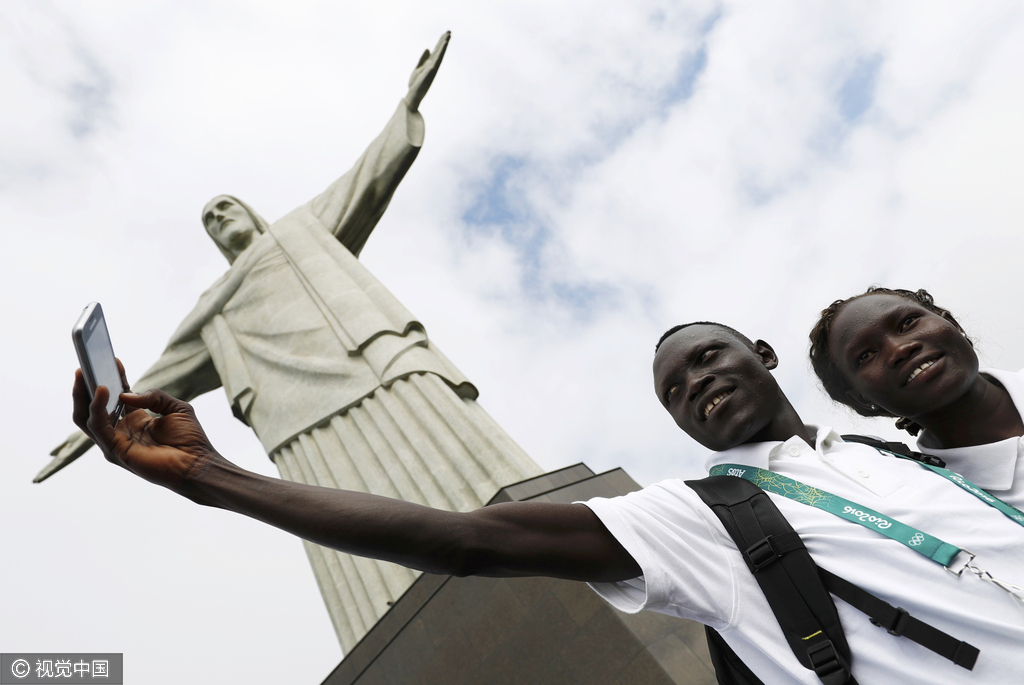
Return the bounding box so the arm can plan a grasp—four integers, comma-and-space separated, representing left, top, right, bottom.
72, 302, 126, 425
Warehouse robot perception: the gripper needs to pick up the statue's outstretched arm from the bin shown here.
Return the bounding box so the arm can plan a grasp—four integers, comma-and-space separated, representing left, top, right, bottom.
39, 344, 220, 483
309, 32, 450, 257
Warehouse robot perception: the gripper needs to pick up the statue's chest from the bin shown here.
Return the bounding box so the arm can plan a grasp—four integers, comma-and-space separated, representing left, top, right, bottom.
222, 244, 352, 359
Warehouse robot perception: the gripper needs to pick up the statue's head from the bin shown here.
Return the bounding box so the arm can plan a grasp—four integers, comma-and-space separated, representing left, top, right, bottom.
202, 195, 270, 263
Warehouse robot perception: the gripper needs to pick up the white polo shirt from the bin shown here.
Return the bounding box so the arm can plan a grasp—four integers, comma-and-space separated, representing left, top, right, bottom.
916, 367, 1024, 508
583, 427, 1024, 684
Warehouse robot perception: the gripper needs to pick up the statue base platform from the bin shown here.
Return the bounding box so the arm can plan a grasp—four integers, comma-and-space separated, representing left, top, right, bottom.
321, 464, 716, 685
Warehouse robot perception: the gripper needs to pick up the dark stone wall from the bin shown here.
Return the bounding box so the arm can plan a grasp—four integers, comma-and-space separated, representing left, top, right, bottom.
322, 466, 717, 685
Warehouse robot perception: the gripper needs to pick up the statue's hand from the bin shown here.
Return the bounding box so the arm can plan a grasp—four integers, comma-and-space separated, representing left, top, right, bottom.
73, 364, 220, 500
36, 429, 95, 482
405, 31, 450, 112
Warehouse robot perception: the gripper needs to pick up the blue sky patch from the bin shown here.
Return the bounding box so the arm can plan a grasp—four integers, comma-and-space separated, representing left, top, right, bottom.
462, 155, 530, 229
459, 7, 722, 318
66, 46, 112, 139
838, 55, 882, 122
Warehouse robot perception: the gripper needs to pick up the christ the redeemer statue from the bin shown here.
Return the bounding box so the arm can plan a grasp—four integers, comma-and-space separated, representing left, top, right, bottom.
42, 32, 542, 651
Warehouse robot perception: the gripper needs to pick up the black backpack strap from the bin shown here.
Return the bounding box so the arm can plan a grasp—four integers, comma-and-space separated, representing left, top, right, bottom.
704, 626, 764, 685
818, 569, 978, 670
687, 475, 856, 685
688, 474, 980, 681
840, 434, 946, 468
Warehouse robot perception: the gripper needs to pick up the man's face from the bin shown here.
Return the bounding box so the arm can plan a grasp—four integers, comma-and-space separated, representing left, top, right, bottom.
653, 325, 782, 451
828, 294, 978, 420
203, 196, 257, 258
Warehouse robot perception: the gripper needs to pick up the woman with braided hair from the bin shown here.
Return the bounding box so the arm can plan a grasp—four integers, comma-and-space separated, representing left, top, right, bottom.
809, 286, 1024, 505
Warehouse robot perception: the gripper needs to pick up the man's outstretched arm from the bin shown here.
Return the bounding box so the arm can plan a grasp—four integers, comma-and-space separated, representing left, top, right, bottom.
75, 366, 641, 584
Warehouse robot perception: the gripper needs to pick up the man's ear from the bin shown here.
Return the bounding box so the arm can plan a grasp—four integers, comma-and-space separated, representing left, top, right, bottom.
754, 340, 778, 370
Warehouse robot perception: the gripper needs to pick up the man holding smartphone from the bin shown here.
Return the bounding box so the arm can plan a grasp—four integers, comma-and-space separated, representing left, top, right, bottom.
74, 322, 1024, 684
72, 303, 127, 427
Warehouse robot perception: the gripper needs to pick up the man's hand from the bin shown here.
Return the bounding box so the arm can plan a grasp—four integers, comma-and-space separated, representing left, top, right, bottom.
72, 361, 220, 500
405, 31, 450, 112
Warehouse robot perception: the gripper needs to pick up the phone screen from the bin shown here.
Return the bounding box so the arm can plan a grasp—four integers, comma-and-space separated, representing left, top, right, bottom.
83, 312, 123, 414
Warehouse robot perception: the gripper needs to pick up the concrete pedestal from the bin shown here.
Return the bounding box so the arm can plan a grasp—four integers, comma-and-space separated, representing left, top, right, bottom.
322, 465, 717, 685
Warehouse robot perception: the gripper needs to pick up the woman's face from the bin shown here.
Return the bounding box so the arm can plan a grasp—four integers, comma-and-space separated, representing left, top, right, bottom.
828, 293, 979, 419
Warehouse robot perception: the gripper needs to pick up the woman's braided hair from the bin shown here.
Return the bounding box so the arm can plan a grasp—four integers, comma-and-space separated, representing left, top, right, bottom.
808, 286, 964, 436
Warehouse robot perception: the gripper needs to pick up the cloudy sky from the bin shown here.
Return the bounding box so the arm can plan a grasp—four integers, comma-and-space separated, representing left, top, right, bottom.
3, 1, 1024, 682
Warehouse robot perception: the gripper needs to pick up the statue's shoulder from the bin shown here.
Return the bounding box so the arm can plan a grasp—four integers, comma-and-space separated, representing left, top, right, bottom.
273, 202, 329, 234
170, 235, 278, 344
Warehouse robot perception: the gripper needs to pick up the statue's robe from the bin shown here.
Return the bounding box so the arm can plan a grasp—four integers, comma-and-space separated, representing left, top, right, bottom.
132, 102, 541, 650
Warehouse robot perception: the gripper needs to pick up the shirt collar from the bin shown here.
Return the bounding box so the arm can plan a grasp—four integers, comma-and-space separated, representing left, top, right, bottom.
704, 425, 842, 472
915, 368, 1023, 491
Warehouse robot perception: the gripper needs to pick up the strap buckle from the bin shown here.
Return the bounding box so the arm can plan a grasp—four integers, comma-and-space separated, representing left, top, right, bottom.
744, 536, 779, 572
952, 641, 980, 670
869, 607, 910, 636
944, 549, 977, 577
805, 639, 851, 685
869, 437, 947, 468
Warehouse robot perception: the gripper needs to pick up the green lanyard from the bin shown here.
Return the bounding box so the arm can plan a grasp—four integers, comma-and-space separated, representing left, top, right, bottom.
871, 447, 1024, 528
709, 463, 964, 566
